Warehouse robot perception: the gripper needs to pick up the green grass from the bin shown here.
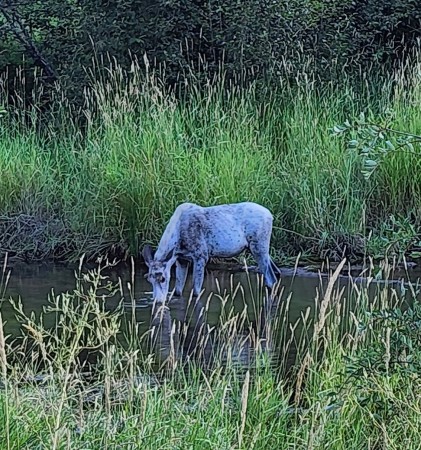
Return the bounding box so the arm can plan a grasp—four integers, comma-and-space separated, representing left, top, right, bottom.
0, 55, 420, 262
1, 260, 421, 449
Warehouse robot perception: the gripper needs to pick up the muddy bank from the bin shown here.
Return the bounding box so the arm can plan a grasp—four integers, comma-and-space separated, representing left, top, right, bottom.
0, 213, 420, 275
0, 213, 127, 263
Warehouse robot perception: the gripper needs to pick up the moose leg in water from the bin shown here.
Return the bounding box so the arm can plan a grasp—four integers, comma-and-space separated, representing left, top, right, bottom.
249, 239, 278, 288
192, 257, 207, 297
175, 259, 189, 296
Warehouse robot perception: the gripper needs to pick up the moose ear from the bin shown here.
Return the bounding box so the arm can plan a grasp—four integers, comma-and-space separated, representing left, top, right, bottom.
142, 245, 154, 266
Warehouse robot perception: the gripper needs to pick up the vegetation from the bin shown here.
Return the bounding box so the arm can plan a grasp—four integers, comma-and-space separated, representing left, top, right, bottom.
1, 2, 420, 448
0, 259, 421, 449
1, 0, 419, 108
0, 54, 420, 263
0, 1, 420, 264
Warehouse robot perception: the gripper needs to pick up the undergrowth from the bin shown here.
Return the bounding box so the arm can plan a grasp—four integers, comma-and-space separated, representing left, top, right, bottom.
0, 54, 420, 263
0, 258, 421, 449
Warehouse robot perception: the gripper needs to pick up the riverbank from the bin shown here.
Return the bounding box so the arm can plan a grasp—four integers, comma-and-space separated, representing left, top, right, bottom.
1, 260, 420, 449
0, 58, 420, 265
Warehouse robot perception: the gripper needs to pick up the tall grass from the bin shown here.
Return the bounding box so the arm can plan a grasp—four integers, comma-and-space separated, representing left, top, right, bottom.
0, 258, 420, 449
0, 54, 420, 262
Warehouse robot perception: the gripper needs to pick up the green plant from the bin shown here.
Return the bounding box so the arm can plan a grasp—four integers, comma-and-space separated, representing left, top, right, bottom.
1, 259, 421, 448
0, 52, 421, 263
334, 112, 421, 180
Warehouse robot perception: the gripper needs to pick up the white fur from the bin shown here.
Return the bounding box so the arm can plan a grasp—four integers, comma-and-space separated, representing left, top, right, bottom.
143, 202, 280, 302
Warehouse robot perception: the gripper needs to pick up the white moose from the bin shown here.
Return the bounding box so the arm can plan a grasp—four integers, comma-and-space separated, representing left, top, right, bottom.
142, 202, 281, 302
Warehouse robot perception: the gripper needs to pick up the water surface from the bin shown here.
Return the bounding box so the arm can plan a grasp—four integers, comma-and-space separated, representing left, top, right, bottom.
1, 261, 420, 369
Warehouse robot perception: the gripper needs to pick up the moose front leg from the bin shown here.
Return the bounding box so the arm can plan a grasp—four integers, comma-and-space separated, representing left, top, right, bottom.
192, 257, 207, 297
175, 259, 189, 296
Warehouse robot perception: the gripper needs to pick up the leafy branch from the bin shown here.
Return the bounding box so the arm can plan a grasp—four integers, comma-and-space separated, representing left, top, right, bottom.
333, 112, 421, 179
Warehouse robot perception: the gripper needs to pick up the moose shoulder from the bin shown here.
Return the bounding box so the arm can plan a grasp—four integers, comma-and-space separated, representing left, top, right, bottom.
142, 202, 280, 302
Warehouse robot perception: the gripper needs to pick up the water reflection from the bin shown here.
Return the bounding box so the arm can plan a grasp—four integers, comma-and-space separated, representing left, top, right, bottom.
145, 290, 282, 371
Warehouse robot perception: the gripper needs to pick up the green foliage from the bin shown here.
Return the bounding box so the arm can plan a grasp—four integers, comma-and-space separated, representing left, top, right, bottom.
0, 0, 420, 107
0, 56, 420, 262
351, 300, 421, 376
334, 112, 421, 180
340, 298, 421, 426
366, 215, 420, 260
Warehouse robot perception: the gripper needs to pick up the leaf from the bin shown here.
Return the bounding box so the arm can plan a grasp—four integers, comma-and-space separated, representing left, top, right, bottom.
333, 124, 346, 134
385, 140, 395, 151
348, 139, 359, 148
364, 159, 378, 168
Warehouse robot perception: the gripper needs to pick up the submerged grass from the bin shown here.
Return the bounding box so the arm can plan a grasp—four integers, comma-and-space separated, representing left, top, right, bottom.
0, 259, 421, 449
0, 55, 420, 262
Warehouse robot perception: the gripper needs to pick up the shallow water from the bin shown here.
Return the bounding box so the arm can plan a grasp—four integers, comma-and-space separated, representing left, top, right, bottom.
1, 261, 421, 370
0, 263, 320, 334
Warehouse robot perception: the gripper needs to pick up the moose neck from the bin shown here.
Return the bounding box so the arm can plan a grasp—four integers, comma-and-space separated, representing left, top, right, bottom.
154, 212, 181, 261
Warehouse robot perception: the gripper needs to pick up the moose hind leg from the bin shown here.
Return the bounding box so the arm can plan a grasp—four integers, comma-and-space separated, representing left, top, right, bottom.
175, 259, 189, 296
249, 241, 277, 288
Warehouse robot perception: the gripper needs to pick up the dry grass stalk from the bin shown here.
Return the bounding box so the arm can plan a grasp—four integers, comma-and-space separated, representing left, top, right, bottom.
0, 313, 6, 380
313, 258, 346, 339
238, 370, 250, 449
294, 258, 346, 405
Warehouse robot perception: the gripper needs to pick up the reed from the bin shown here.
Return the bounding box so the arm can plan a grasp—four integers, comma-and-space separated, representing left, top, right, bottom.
0, 54, 420, 263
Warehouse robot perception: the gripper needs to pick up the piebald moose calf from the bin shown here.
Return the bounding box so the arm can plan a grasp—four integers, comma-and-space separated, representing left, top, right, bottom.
142, 202, 280, 302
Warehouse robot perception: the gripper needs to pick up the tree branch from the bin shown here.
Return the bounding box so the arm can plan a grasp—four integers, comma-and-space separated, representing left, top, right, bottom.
0, 2, 57, 81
